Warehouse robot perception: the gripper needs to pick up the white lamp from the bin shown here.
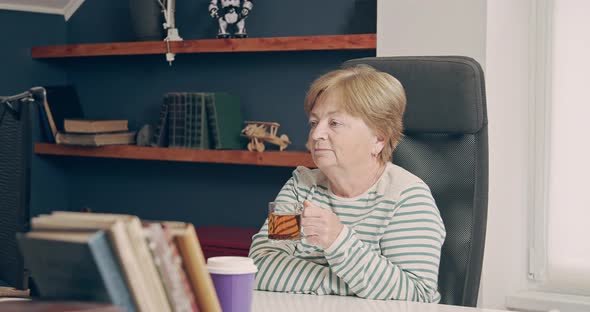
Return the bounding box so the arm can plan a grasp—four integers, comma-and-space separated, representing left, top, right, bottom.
157, 0, 183, 65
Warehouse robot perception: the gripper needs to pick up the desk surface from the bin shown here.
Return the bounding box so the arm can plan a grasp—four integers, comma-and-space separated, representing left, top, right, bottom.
252, 291, 509, 312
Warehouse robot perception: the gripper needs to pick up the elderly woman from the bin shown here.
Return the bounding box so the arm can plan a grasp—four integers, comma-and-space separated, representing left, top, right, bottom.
248, 65, 446, 302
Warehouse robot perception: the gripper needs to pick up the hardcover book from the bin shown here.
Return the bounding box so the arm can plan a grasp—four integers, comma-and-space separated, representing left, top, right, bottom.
17, 230, 137, 312
151, 98, 169, 147
55, 131, 136, 147
164, 222, 222, 312
144, 223, 198, 312
203, 92, 244, 150
166, 93, 210, 149
64, 119, 128, 134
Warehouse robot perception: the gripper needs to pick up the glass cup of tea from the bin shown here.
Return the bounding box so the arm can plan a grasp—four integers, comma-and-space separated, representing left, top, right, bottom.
268, 202, 303, 241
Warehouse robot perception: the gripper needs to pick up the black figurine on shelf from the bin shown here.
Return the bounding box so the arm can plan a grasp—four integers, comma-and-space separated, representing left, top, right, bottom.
208, 0, 253, 38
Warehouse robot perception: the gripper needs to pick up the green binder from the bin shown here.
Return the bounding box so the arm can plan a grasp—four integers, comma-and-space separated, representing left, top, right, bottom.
167, 93, 185, 148
162, 92, 242, 150
165, 92, 209, 149
185, 93, 209, 149
203, 92, 244, 150
151, 96, 169, 147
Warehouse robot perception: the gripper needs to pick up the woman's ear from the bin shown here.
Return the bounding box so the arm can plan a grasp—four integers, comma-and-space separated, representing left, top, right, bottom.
373, 134, 385, 155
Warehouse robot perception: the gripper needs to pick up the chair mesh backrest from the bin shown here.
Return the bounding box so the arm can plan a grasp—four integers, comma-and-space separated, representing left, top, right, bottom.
0, 100, 32, 289
344, 57, 488, 307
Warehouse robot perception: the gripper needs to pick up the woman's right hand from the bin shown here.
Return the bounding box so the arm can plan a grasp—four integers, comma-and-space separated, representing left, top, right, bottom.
301, 200, 343, 249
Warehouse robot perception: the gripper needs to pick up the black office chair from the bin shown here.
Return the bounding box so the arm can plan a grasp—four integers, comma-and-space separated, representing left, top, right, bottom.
344, 56, 488, 307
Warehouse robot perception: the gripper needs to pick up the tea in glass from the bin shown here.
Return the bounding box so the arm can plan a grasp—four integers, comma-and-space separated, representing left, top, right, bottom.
268, 202, 303, 241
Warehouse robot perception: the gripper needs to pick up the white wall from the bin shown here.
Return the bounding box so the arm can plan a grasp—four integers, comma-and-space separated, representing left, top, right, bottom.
377, 0, 487, 65
378, 0, 532, 309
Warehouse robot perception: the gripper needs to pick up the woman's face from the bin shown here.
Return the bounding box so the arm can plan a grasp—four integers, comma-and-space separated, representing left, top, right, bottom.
307, 93, 383, 171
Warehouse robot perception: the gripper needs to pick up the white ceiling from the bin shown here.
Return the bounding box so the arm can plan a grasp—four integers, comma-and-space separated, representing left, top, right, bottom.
0, 0, 85, 21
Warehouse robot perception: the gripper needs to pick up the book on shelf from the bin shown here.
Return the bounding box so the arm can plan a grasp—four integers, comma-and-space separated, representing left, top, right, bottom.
166, 93, 209, 149
187, 93, 210, 149
167, 93, 186, 148
16, 230, 136, 312
55, 131, 136, 147
0, 286, 30, 298
38, 85, 84, 143
203, 92, 244, 150
151, 99, 169, 147
64, 119, 128, 134
155, 92, 244, 150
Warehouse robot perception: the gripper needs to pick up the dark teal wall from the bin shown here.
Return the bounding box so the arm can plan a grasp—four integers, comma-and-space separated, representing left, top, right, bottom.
4, 0, 376, 229
0, 10, 70, 218
0, 11, 67, 91
0, 10, 69, 288
66, 0, 376, 42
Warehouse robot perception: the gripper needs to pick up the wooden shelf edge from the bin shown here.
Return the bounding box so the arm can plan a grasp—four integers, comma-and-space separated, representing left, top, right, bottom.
31, 34, 376, 59
34, 143, 316, 168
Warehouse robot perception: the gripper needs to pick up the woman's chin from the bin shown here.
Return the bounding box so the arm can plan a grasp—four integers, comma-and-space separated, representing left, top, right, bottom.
312, 155, 334, 168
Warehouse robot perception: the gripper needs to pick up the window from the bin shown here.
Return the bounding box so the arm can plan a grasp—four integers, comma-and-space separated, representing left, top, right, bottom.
530, 0, 590, 296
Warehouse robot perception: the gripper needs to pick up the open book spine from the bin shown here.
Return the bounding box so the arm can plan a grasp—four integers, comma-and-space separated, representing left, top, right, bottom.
172, 224, 222, 312
144, 223, 198, 312
164, 226, 199, 312
125, 218, 173, 312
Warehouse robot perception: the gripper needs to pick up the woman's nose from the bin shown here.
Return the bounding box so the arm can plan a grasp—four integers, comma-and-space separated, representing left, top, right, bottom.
310, 123, 327, 141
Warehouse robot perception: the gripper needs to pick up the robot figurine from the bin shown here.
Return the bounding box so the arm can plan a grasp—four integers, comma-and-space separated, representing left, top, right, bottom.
208, 0, 253, 38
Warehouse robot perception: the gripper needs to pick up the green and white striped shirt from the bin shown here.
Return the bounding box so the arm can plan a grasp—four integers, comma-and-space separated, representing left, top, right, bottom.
249, 163, 446, 302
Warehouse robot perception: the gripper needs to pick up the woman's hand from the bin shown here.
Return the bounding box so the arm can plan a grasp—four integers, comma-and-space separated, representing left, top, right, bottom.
301, 200, 344, 249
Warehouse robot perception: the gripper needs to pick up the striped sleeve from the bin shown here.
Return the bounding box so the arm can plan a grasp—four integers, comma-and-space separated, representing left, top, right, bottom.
323, 183, 445, 302
249, 174, 330, 294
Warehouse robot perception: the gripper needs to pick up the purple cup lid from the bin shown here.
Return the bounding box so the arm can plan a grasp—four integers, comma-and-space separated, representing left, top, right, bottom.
207, 256, 258, 275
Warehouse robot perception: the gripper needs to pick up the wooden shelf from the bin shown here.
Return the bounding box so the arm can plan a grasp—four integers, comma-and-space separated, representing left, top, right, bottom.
34, 143, 315, 168
31, 34, 376, 59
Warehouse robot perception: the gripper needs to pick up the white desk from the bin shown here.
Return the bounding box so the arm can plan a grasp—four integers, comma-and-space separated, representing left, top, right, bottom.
252, 291, 510, 312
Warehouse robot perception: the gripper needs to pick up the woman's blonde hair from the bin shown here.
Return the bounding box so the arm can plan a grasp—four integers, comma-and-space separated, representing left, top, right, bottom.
304, 64, 407, 164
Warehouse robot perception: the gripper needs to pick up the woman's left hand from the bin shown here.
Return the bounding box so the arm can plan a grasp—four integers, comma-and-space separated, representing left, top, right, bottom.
301, 200, 344, 249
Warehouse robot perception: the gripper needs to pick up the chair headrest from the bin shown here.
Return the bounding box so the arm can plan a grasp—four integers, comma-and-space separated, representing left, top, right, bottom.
343, 56, 487, 134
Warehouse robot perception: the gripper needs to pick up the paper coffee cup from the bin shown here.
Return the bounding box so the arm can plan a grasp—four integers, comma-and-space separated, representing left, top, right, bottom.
207, 256, 258, 312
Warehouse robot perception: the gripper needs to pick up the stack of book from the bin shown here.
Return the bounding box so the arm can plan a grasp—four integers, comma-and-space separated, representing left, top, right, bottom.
0, 286, 30, 302
38, 85, 135, 146
55, 119, 136, 147
17, 212, 222, 312
152, 92, 244, 150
